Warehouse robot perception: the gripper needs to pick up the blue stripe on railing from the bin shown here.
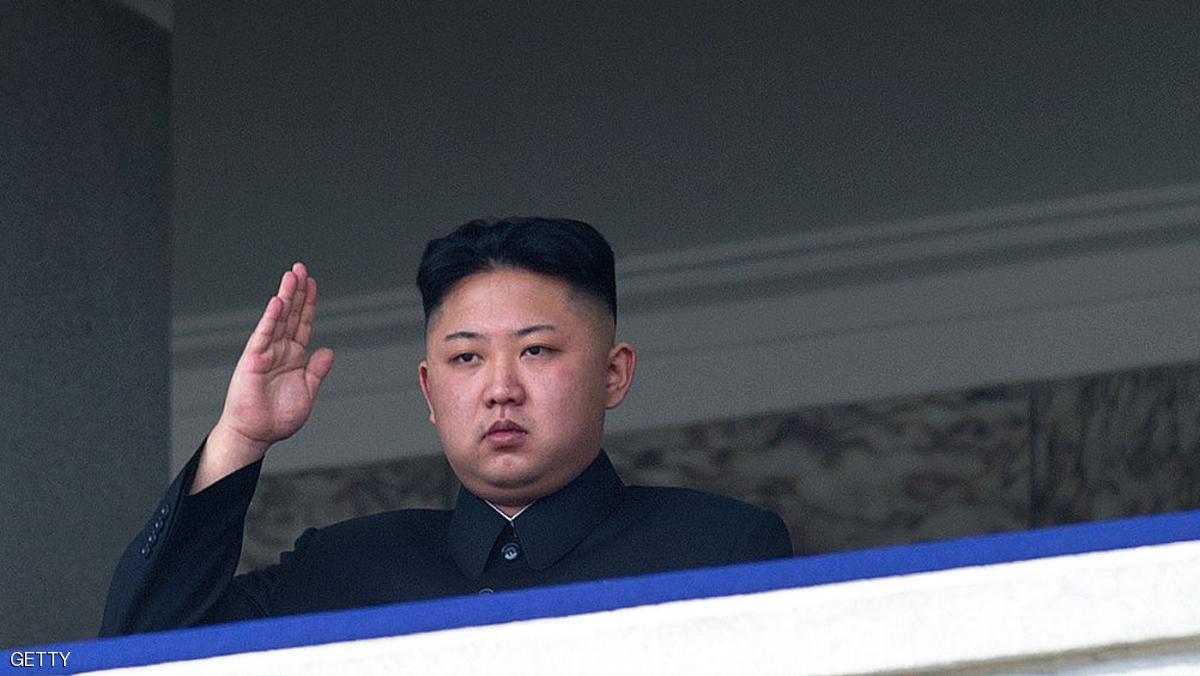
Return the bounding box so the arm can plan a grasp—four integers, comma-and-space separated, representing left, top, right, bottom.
14, 508, 1200, 673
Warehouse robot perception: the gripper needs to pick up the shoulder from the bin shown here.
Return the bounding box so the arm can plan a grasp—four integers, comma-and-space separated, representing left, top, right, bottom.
618, 486, 794, 562
624, 485, 779, 527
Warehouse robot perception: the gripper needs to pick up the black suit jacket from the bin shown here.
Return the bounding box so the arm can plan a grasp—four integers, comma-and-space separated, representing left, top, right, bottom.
100, 446, 793, 637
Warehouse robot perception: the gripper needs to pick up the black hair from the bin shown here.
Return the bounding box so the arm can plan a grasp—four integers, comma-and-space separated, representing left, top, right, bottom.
416, 217, 617, 325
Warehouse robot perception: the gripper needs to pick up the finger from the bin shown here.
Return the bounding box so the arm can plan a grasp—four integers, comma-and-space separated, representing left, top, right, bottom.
284, 262, 308, 341
295, 277, 318, 347
271, 270, 298, 343
243, 295, 282, 363
305, 347, 335, 398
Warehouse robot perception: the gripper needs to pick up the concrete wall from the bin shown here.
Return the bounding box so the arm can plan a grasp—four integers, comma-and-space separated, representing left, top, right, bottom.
173, 185, 1200, 474
0, 0, 171, 648
167, 2, 1200, 474
171, 1, 1200, 318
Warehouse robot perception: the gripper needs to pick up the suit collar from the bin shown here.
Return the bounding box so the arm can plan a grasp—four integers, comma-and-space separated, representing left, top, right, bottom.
447, 449, 625, 579
447, 483, 508, 580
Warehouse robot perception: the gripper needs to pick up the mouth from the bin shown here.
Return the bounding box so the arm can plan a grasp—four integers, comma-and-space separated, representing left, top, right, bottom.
484, 419, 528, 445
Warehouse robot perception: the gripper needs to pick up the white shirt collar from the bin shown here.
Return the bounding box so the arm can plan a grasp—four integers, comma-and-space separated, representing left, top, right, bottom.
484, 499, 534, 523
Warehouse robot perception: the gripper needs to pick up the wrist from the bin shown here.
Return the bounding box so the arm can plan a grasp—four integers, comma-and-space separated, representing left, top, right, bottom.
189, 421, 271, 495
208, 420, 272, 463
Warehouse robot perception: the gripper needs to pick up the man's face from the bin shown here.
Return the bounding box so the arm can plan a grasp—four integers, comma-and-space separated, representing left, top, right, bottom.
418, 267, 635, 512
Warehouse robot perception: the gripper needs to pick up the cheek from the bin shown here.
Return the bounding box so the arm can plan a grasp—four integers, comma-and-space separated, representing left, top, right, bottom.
535, 360, 606, 410
429, 373, 476, 426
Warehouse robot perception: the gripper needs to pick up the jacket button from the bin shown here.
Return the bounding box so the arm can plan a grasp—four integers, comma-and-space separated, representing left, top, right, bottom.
501, 542, 521, 561
153, 519, 164, 532
478, 587, 494, 594
159, 504, 170, 517
140, 544, 151, 558
146, 532, 157, 544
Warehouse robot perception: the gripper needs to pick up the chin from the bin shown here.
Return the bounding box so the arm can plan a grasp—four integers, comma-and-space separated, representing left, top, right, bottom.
473, 462, 539, 491
478, 469, 568, 504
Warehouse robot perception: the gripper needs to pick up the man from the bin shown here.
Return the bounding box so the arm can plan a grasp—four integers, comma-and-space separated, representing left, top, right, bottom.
100, 218, 792, 636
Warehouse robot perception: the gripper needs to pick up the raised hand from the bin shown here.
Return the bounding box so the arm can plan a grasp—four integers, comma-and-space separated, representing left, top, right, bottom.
190, 263, 335, 494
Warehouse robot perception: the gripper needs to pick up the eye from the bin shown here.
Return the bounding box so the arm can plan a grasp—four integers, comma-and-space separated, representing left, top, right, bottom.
452, 353, 478, 364
523, 345, 550, 357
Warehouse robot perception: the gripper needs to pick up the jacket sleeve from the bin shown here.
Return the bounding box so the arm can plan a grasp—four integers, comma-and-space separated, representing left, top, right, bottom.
98, 440, 280, 637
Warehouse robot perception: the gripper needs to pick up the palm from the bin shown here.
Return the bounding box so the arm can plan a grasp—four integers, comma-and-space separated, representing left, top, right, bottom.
220, 263, 334, 446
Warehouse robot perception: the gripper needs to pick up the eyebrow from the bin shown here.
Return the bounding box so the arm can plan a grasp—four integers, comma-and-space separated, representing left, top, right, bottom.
443, 324, 557, 342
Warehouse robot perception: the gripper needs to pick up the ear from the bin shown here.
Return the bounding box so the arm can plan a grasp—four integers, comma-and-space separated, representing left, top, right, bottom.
604, 341, 636, 409
418, 360, 437, 425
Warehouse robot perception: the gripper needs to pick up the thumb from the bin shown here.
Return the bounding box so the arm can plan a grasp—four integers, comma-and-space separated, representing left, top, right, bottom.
305, 347, 335, 397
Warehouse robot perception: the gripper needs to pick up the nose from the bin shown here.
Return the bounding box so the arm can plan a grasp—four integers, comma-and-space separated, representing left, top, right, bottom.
485, 356, 525, 407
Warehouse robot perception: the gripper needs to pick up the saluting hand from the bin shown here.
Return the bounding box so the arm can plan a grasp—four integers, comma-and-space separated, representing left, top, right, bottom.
190, 262, 335, 494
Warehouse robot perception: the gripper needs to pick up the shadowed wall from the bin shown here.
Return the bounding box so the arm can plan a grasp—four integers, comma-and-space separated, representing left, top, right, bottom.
0, 0, 170, 648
